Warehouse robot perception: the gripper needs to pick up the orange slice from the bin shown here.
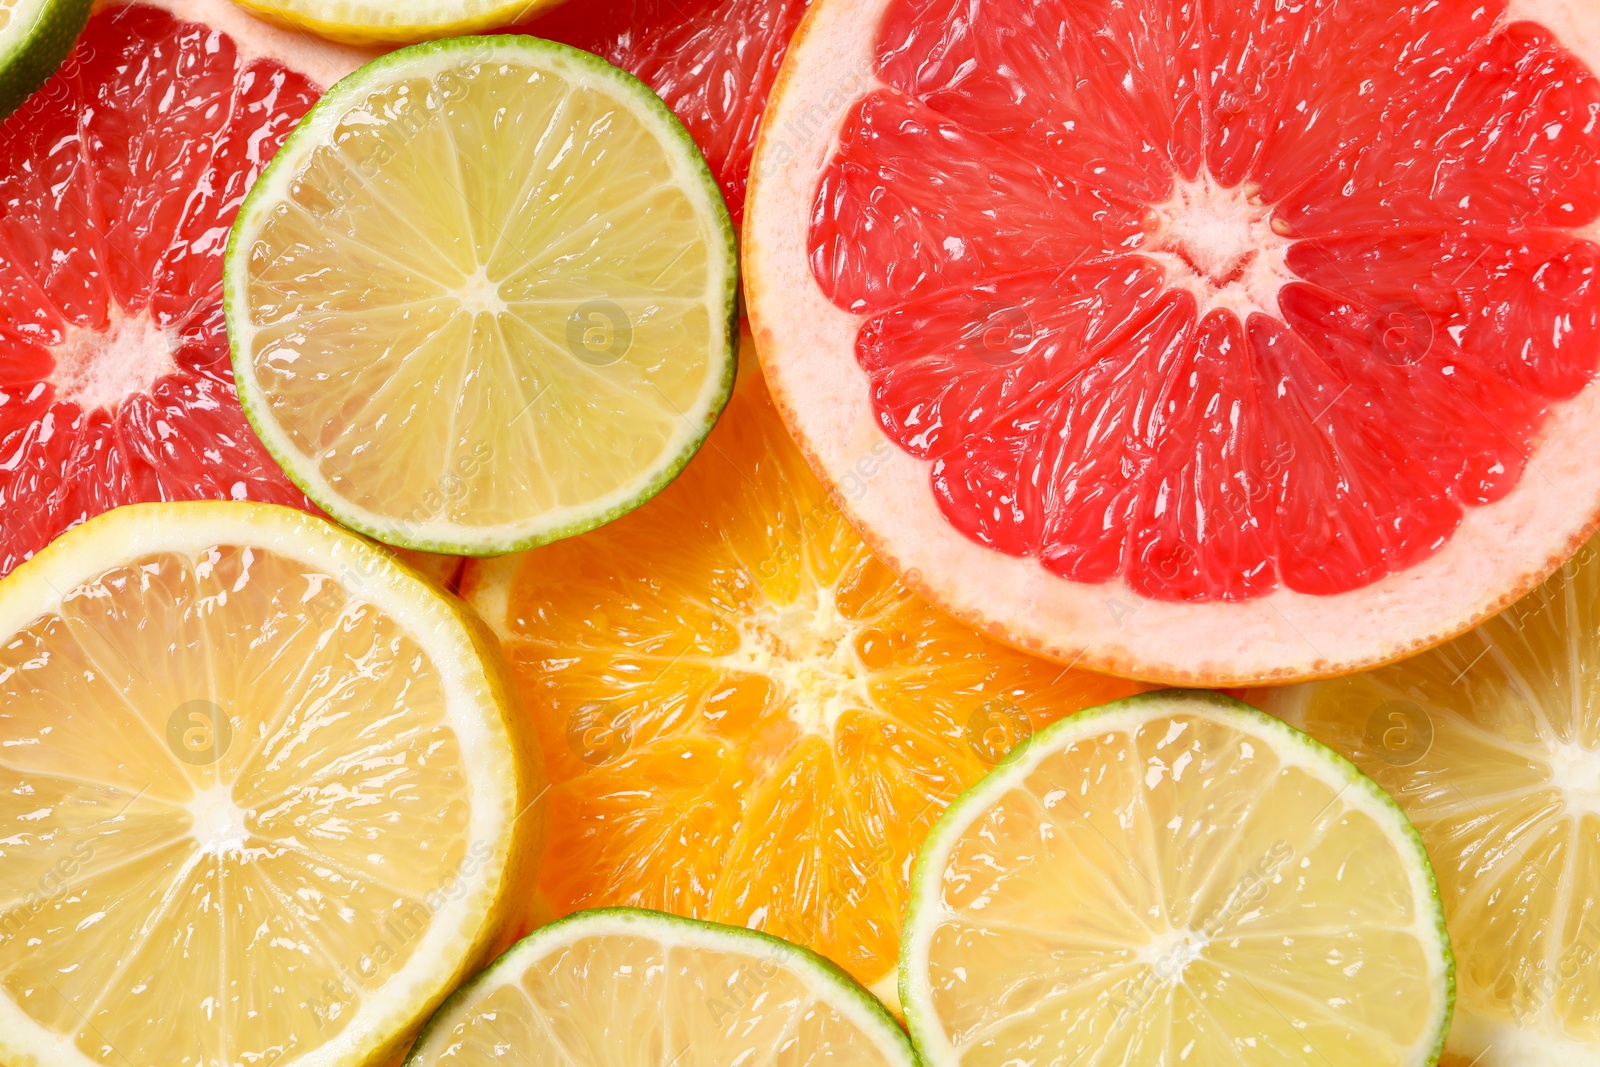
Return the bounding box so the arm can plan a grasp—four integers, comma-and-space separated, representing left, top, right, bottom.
461, 337, 1143, 999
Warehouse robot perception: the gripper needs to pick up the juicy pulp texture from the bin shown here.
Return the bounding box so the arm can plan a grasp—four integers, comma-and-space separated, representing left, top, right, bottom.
807, 0, 1600, 602
233, 40, 733, 551
1267, 544, 1600, 1063
416, 918, 911, 1066
908, 700, 1450, 1067
0, 4, 317, 578
520, 0, 811, 228
466, 353, 1142, 987
0, 542, 474, 1066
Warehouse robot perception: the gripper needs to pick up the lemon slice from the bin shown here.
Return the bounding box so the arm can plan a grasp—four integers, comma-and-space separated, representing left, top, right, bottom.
225, 37, 738, 556
0, 501, 544, 1067
403, 907, 918, 1066
1261, 539, 1600, 1066
230, 0, 560, 45
899, 690, 1453, 1067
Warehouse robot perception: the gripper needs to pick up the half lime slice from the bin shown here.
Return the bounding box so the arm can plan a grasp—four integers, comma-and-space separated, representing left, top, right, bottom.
225, 36, 737, 555
0, 0, 91, 119
900, 690, 1454, 1067
404, 907, 920, 1066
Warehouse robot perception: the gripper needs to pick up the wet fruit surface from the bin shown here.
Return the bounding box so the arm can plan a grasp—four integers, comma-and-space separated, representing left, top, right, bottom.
808, 0, 1600, 603
0, 4, 316, 579
519, 0, 811, 228
465, 346, 1143, 989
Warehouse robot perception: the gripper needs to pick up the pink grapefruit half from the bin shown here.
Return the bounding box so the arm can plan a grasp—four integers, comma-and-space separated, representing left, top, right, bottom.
0, 0, 376, 578
745, 0, 1600, 685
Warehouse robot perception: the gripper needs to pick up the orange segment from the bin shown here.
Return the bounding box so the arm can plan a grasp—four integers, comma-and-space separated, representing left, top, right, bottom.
462, 341, 1143, 990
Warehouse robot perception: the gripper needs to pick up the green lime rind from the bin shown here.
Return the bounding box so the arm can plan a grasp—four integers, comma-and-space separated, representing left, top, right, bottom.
224, 34, 739, 558
0, 0, 91, 121
899, 688, 1455, 1067
404, 906, 921, 1067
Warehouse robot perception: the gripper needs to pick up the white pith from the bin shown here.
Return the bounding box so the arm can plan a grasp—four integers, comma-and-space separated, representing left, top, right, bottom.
1141, 174, 1294, 319
714, 583, 872, 739
405, 910, 917, 1066
898, 695, 1452, 1067
0, 501, 525, 1067
47, 307, 178, 412
744, 0, 1600, 685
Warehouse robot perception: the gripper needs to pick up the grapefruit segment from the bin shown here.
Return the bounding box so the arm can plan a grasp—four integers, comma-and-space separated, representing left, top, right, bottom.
746, 0, 1600, 683
0, 1, 375, 580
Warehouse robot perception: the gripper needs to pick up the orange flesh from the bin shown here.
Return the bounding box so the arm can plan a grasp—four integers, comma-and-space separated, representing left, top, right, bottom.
473, 356, 1143, 985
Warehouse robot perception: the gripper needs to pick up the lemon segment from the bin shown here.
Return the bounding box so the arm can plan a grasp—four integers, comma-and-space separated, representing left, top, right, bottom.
404, 908, 919, 1067
226, 37, 737, 556
899, 690, 1453, 1067
0, 502, 543, 1067
1262, 539, 1600, 1066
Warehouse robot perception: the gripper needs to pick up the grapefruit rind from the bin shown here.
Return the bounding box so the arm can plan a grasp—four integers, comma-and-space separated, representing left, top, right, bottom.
897, 690, 1454, 1067
224, 35, 739, 558
230, 0, 563, 44
0, 0, 90, 119
0, 500, 544, 1067
743, 0, 1600, 687
402, 907, 921, 1067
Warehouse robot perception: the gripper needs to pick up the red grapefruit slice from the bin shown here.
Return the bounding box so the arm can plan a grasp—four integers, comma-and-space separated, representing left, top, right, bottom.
746, 0, 1600, 685
0, 0, 374, 579
516, 0, 813, 228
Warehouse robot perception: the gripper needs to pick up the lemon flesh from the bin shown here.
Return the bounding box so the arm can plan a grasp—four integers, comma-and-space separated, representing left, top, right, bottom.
1264, 540, 1600, 1066
900, 690, 1453, 1067
404, 908, 918, 1067
226, 37, 737, 556
0, 502, 539, 1067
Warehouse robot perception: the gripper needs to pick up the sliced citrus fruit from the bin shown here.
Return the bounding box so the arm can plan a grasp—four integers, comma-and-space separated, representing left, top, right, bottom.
226, 36, 739, 557
1260, 538, 1600, 1066
0, 500, 543, 1067
0, 0, 90, 119
517, 0, 813, 229
745, 0, 1600, 685
231, 0, 557, 45
0, 0, 378, 580
404, 908, 918, 1067
460, 335, 1145, 1001
899, 689, 1453, 1067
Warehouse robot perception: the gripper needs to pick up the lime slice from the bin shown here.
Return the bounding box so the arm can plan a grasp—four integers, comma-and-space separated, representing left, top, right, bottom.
0, 501, 545, 1067
404, 907, 919, 1066
0, 0, 90, 119
1260, 538, 1600, 1066
230, 0, 562, 45
899, 690, 1453, 1067
225, 36, 738, 556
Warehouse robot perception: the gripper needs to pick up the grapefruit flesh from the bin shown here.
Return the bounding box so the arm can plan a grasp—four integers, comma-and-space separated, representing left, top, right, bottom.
0, 2, 370, 579
517, 0, 811, 228
747, 0, 1600, 683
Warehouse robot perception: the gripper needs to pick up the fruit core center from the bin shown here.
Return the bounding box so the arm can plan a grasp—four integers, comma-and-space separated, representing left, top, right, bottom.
1144, 175, 1293, 316
49, 308, 179, 413
455, 267, 507, 317
1140, 926, 1210, 981
187, 784, 250, 856
727, 587, 869, 737
1546, 742, 1600, 814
